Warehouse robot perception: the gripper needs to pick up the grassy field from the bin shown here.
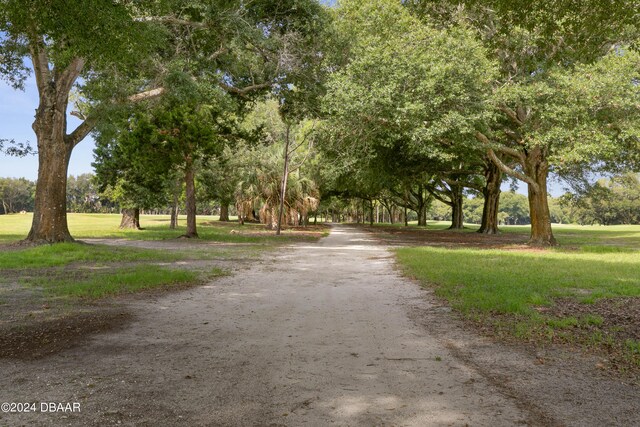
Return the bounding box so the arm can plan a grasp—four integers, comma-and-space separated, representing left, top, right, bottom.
0, 213, 326, 244
391, 222, 640, 369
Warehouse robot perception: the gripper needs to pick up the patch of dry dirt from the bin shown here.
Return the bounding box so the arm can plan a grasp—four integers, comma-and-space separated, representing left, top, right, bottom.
548, 297, 640, 341
0, 308, 134, 360
363, 225, 529, 249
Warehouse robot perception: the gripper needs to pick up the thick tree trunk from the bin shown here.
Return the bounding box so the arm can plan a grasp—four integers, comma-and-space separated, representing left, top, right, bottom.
527, 179, 556, 246
219, 203, 230, 221
183, 156, 198, 238
24, 47, 90, 243
525, 148, 557, 246
478, 162, 502, 234
119, 208, 141, 229
448, 185, 464, 230
26, 124, 74, 243
449, 199, 463, 230
417, 204, 427, 226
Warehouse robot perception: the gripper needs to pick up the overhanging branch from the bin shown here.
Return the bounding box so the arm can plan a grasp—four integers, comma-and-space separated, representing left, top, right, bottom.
486, 148, 539, 191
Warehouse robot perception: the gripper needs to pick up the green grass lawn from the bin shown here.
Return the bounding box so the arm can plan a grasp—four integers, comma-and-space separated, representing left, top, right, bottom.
396, 246, 640, 313
394, 226, 640, 368
30, 266, 201, 299
0, 242, 188, 269
0, 212, 324, 244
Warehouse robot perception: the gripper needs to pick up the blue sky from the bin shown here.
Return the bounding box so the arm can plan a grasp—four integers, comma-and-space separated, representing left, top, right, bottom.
0, 74, 96, 180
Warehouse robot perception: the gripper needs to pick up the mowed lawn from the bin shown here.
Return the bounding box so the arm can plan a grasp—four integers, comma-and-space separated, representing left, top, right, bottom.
393, 222, 640, 367
0, 212, 324, 244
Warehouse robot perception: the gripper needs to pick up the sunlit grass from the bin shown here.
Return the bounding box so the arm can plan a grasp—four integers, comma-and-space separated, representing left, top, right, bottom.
395, 246, 640, 315
0, 242, 186, 269
28, 266, 200, 299
0, 213, 321, 244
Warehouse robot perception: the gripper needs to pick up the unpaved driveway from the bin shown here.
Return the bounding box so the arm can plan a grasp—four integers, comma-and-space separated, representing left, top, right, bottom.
1, 225, 638, 426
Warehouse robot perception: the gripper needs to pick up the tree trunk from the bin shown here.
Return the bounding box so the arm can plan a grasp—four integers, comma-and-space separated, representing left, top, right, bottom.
404, 206, 408, 226
183, 155, 198, 238
24, 48, 90, 243
170, 184, 179, 229
219, 203, 230, 221
448, 185, 464, 230
369, 201, 374, 226
119, 208, 141, 229
525, 148, 557, 246
277, 127, 291, 236
417, 204, 427, 226
26, 122, 74, 243
478, 162, 502, 234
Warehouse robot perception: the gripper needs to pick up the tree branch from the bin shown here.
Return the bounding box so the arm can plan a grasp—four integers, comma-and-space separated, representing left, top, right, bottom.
56, 57, 86, 105
137, 16, 207, 29
486, 148, 539, 191
475, 131, 524, 162
442, 177, 482, 192
499, 104, 524, 126
218, 82, 271, 98
128, 87, 165, 102
66, 116, 98, 148
27, 33, 51, 95
425, 185, 452, 206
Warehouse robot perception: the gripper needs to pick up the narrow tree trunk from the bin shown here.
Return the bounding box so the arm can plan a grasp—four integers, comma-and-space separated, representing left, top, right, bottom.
183, 155, 198, 238
478, 162, 502, 234
404, 206, 408, 226
525, 148, 557, 246
219, 203, 230, 221
277, 127, 291, 236
369, 201, 374, 226
119, 208, 141, 229
170, 185, 179, 229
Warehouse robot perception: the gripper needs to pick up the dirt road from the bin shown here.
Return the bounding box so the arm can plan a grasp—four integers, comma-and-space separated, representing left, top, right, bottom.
1, 225, 638, 426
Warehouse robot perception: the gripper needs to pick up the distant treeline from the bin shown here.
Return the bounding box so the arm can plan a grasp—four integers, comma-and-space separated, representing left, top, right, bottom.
2, 173, 639, 226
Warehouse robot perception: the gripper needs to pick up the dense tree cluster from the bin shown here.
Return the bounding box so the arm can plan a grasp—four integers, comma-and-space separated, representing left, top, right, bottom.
1, 0, 639, 244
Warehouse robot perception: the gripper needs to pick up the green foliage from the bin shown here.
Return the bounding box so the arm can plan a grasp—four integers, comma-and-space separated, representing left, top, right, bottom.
234, 99, 321, 226
66, 174, 101, 213
0, 177, 34, 214
319, 0, 497, 218
561, 174, 640, 225
0, 0, 164, 87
